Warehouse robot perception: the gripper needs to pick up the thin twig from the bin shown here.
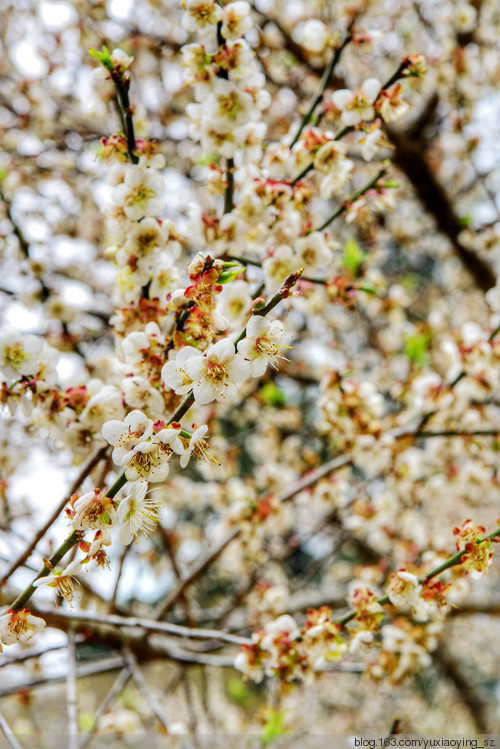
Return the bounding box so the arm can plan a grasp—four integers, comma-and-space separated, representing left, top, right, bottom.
66, 631, 79, 749
154, 452, 352, 619
0, 711, 23, 749
0, 447, 107, 588
79, 665, 132, 749
122, 647, 171, 733
109, 542, 132, 613
32, 607, 252, 646
315, 166, 388, 232
290, 20, 355, 147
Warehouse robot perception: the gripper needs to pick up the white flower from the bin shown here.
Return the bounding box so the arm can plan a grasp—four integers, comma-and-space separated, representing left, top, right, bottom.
331, 78, 381, 126
386, 570, 422, 608
301, 19, 330, 54
149, 253, 182, 304
221, 1, 253, 40
117, 479, 160, 544
153, 427, 184, 456
161, 346, 202, 395
377, 86, 409, 123
121, 331, 149, 365
486, 283, 500, 312
33, 560, 82, 605
182, 0, 222, 32
120, 441, 170, 482
223, 40, 257, 83
122, 375, 165, 413
80, 384, 125, 433
113, 166, 164, 222
217, 280, 252, 326
0, 609, 46, 647
102, 410, 154, 464
180, 424, 210, 468
359, 127, 383, 161
72, 489, 117, 531
0, 329, 43, 381
182, 43, 213, 87
262, 244, 296, 292
110, 48, 133, 70
185, 339, 250, 404
202, 78, 257, 133
453, 1, 477, 33
237, 317, 290, 377
295, 232, 331, 273
261, 614, 300, 651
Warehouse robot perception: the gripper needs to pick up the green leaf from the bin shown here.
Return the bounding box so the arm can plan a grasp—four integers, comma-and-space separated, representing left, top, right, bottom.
260, 381, 286, 407
219, 267, 245, 284
226, 677, 252, 708
88, 46, 113, 71
404, 332, 431, 366
195, 152, 220, 166
458, 213, 473, 228
357, 283, 377, 295
342, 238, 365, 276
260, 709, 290, 745
77, 712, 95, 732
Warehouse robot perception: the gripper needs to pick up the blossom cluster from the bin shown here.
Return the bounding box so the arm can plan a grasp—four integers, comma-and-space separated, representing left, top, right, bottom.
2, 2, 500, 721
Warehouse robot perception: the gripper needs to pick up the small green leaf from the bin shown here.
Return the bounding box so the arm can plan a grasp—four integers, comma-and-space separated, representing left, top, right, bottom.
226, 677, 252, 708
357, 283, 377, 295
195, 152, 220, 166
404, 332, 431, 366
458, 214, 473, 228
219, 267, 245, 284
260, 709, 290, 745
78, 712, 96, 732
260, 381, 286, 407
342, 238, 365, 276
88, 46, 113, 71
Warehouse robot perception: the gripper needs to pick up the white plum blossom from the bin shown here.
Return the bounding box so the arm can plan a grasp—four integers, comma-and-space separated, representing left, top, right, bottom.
80, 383, 125, 433
182, 43, 213, 88
386, 570, 422, 609
0, 329, 43, 381
185, 338, 250, 404
0, 609, 46, 649
115, 426, 184, 482
217, 280, 252, 327
113, 166, 164, 221
102, 410, 154, 464
122, 375, 165, 413
161, 346, 202, 395
377, 85, 409, 123
110, 48, 133, 71
33, 560, 82, 605
453, 1, 477, 33
182, 0, 222, 32
294, 232, 331, 273
119, 441, 168, 482
332, 78, 381, 126
359, 127, 383, 161
237, 317, 290, 377
71, 489, 117, 531
202, 78, 257, 132
221, 1, 253, 41
180, 424, 212, 468
117, 479, 160, 544
301, 19, 330, 54
149, 253, 182, 304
